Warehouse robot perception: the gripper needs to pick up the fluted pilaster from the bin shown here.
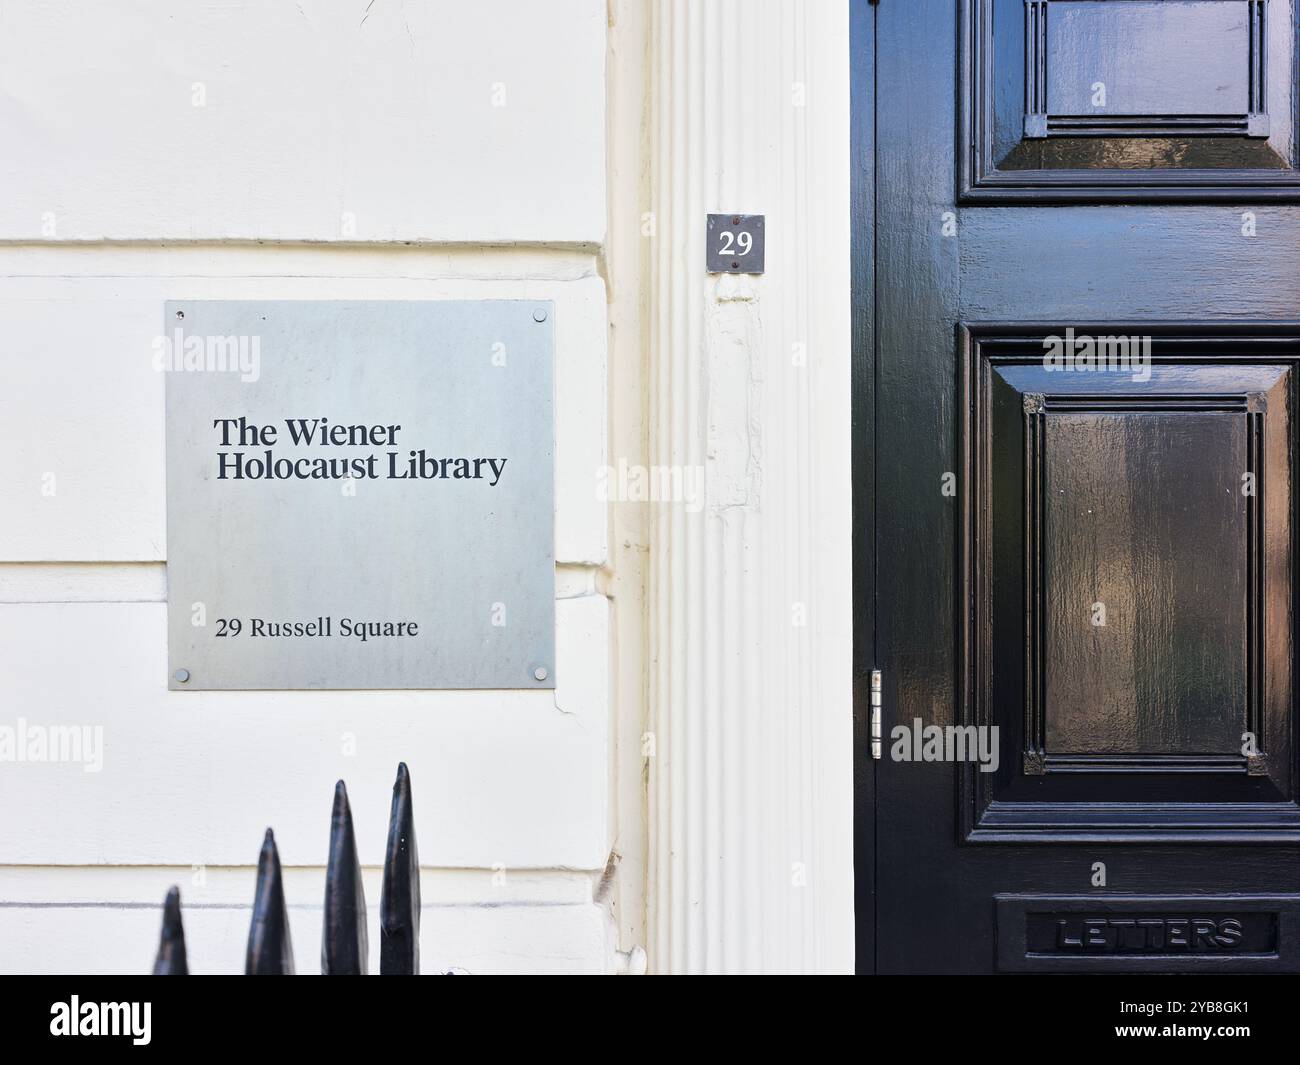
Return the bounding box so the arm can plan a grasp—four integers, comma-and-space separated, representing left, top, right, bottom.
647, 0, 853, 974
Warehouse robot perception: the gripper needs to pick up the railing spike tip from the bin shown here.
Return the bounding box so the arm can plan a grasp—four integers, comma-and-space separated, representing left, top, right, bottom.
245, 828, 294, 975
380, 762, 421, 974
322, 777, 367, 974
151, 885, 189, 975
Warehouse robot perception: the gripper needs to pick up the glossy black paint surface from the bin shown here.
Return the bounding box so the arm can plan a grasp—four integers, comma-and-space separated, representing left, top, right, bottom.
963, 0, 1300, 201
962, 329, 1298, 843
151, 886, 188, 976
245, 828, 294, 975
861, 0, 1300, 973
322, 780, 368, 975
1042, 409, 1246, 755
379, 762, 420, 975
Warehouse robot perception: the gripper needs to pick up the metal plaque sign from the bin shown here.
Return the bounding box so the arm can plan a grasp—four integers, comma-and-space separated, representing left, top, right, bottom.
706, 213, 765, 274
164, 300, 555, 690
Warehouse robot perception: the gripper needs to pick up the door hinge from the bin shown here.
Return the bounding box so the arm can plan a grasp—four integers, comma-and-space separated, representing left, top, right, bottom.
870, 669, 883, 759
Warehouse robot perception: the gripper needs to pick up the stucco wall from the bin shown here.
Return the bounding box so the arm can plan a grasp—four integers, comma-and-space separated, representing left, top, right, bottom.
0, 0, 617, 974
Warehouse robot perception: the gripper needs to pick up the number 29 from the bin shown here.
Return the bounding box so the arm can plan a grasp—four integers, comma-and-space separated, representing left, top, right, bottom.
718, 230, 752, 256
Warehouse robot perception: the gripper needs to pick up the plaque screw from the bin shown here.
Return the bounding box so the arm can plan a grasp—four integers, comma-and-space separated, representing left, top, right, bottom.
173, 669, 190, 684
532, 308, 547, 323
533, 666, 548, 682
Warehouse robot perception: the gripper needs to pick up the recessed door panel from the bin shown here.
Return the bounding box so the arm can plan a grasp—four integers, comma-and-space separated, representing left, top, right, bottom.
960, 328, 1299, 842
961, 0, 1300, 201
1045, 2, 1253, 120
1042, 410, 1248, 757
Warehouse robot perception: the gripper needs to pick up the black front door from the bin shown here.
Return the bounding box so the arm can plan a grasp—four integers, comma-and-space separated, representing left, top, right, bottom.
858, 0, 1300, 973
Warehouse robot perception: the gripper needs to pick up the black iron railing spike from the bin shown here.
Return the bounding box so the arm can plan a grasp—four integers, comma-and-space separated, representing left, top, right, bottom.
245, 827, 295, 974
322, 780, 368, 974
380, 762, 420, 974
151, 885, 188, 975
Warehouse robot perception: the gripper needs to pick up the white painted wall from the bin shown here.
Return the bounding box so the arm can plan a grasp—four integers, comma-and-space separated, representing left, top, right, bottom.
0, 0, 606, 243
0, 0, 617, 975
0, 0, 857, 976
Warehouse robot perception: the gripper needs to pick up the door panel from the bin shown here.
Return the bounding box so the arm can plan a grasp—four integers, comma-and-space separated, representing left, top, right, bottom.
962, 0, 1300, 200
961, 328, 1298, 843
867, 0, 1300, 973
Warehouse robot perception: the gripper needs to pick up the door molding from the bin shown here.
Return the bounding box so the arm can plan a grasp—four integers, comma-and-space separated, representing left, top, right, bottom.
850, 0, 877, 975
958, 322, 1300, 844
960, 0, 1300, 203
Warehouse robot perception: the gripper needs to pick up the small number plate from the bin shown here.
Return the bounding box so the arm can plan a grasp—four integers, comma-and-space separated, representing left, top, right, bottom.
706, 213, 765, 274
